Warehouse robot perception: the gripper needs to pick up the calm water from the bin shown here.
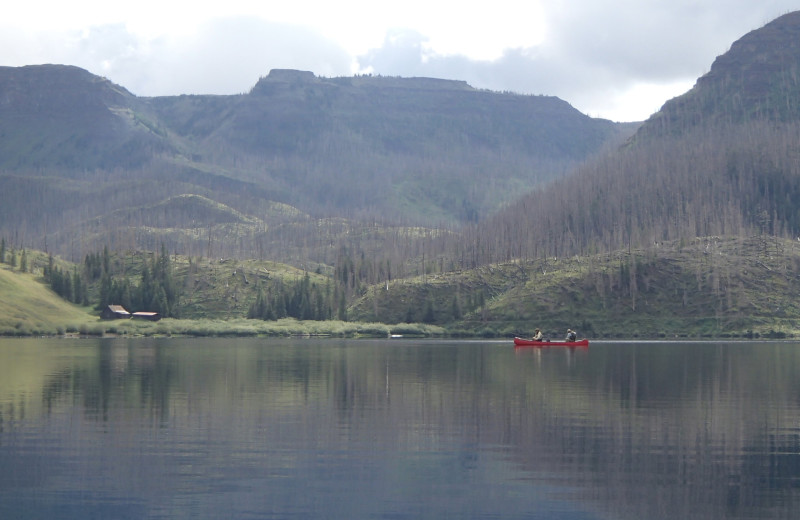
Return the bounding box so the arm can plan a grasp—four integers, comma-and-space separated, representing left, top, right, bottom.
1, 338, 800, 519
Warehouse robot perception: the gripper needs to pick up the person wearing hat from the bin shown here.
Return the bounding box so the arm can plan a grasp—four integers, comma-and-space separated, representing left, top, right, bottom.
532, 328, 543, 341
566, 329, 577, 342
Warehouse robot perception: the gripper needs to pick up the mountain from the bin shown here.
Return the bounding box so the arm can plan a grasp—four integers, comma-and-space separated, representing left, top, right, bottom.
0, 65, 632, 266
631, 11, 800, 140
459, 11, 800, 267
148, 69, 634, 224
0, 64, 172, 170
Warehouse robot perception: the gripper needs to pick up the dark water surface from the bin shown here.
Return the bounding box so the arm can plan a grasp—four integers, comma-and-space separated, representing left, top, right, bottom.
2, 337, 800, 519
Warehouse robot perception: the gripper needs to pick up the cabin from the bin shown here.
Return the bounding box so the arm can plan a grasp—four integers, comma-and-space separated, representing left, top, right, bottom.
101, 305, 131, 320
132, 311, 161, 322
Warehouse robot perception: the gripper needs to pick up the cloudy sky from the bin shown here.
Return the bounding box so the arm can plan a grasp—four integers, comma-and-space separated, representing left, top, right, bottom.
3, 1, 797, 121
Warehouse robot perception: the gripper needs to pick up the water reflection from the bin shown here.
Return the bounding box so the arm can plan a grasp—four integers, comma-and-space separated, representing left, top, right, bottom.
1, 338, 800, 519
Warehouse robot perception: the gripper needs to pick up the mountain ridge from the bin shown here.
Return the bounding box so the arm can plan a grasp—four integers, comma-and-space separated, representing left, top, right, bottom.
0, 64, 171, 170
0, 63, 633, 260
635, 10, 800, 138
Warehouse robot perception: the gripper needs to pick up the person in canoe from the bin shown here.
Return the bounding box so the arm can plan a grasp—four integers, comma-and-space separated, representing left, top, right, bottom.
532, 328, 543, 341
565, 329, 577, 342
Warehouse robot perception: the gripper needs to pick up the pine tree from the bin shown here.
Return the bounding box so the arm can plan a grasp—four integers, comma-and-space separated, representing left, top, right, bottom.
85, 252, 102, 280
423, 298, 435, 323
151, 285, 168, 316
102, 245, 111, 275
338, 291, 347, 321
63, 271, 72, 302
119, 278, 133, 311
451, 294, 462, 320
45, 254, 55, 280
248, 289, 266, 319
72, 269, 85, 305
98, 273, 112, 309
49, 266, 63, 297
273, 291, 287, 319
137, 264, 152, 311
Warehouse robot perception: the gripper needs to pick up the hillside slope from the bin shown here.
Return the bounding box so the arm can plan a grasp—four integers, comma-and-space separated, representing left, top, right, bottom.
458, 10, 800, 266
349, 236, 800, 338
638, 10, 800, 137
0, 64, 172, 170
0, 264, 95, 334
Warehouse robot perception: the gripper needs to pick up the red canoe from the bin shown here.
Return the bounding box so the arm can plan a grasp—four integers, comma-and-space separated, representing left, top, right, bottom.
513, 337, 589, 347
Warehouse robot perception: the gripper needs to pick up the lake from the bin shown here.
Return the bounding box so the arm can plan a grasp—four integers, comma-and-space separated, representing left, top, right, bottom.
1, 337, 800, 519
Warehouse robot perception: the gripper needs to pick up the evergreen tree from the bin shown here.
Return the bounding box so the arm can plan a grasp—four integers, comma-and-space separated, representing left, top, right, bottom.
45, 254, 54, 280
137, 264, 152, 311
451, 294, 462, 320
119, 278, 134, 311
314, 289, 325, 321
102, 245, 111, 275
338, 291, 347, 321
63, 271, 72, 302
0, 238, 5, 264
85, 252, 102, 280
98, 273, 112, 309
247, 289, 266, 319
423, 298, 435, 323
72, 269, 84, 305
263, 292, 276, 320
88, 246, 177, 315
48, 266, 63, 297
151, 285, 168, 316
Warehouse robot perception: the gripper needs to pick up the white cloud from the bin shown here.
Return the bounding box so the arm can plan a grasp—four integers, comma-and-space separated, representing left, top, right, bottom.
356, 1, 800, 120
0, 18, 352, 96
1, 1, 799, 120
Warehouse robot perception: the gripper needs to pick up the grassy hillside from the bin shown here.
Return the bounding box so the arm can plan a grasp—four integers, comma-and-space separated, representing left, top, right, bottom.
349, 236, 800, 339
172, 255, 329, 319
0, 264, 96, 335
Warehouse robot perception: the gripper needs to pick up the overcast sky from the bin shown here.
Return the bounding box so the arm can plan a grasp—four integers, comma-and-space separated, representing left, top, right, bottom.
3, 1, 797, 121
